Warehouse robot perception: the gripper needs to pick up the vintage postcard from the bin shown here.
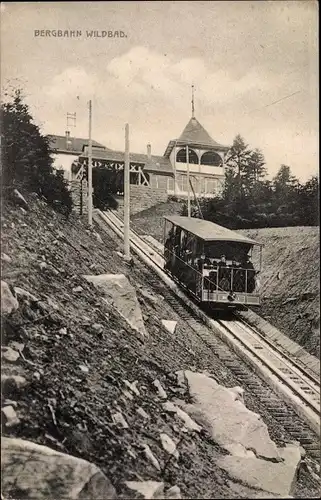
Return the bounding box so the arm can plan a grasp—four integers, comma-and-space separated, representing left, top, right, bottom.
1, 2, 319, 499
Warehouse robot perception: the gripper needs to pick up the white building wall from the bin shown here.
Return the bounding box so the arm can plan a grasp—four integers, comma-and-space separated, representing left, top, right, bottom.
51, 153, 78, 182
175, 163, 224, 176
168, 145, 225, 198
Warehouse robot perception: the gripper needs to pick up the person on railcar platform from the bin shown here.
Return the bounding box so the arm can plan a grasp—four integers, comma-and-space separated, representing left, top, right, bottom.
218, 254, 231, 291
229, 257, 241, 292
240, 255, 256, 293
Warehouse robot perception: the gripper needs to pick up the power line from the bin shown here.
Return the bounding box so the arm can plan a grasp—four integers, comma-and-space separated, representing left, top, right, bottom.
247, 89, 302, 115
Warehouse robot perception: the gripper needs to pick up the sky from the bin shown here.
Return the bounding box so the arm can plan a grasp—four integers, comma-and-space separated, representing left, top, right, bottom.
1, 1, 318, 181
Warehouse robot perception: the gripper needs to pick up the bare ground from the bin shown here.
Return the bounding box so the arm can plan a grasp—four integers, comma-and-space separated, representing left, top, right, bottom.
1, 194, 319, 498
132, 203, 320, 357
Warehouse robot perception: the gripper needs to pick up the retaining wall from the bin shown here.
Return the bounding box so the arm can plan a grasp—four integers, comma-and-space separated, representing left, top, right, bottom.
70, 180, 168, 217
70, 180, 88, 215
115, 185, 168, 217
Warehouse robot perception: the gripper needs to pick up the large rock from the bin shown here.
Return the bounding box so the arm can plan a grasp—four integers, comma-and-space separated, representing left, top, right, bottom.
125, 481, 164, 499
182, 370, 280, 460
84, 274, 148, 339
1, 281, 19, 315
1, 437, 117, 499
217, 443, 301, 496
161, 320, 177, 334
12, 189, 29, 210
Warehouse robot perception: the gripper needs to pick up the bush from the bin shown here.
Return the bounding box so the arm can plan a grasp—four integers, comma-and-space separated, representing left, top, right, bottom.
38, 170, 73, 216
1, 88, 73, 216
92, 167, 119, 210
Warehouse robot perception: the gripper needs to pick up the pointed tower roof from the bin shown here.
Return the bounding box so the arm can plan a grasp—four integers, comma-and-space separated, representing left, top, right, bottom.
178, 117, 222, 147
164, 116, 229, 157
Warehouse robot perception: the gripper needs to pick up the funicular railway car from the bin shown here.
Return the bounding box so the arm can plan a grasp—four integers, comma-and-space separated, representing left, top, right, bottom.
163, 216, 263, 310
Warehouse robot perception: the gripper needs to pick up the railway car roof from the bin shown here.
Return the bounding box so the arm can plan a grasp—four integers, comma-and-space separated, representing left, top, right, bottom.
164, 216, 263, 246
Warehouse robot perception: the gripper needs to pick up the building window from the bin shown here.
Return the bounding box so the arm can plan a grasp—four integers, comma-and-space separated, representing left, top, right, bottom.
176, 148, 199, 164
168, 177, 175, 191
181, 175, 188, 192
200, 151, 222, 166
190, 176, 199, 193
198, 177, 206, 193
130, 171, 150, 186
205, 177, 218, 194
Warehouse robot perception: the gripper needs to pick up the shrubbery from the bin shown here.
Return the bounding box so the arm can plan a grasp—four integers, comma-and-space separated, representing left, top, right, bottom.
92, 167, 119, 210
1, 88, 73, 216
189, 135, 319, 229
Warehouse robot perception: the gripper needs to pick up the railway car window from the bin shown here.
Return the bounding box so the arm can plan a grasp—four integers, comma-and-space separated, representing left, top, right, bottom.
165, 223, 175, 248
184, 232, 196, 264
171, 227, 181, 256
180, 230, 191, 259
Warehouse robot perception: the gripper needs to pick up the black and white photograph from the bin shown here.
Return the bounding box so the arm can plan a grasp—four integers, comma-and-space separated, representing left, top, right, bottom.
1, 1, 319, 499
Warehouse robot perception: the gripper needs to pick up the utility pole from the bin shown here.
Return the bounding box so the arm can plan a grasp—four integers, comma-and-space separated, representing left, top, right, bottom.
173, 140, 177, 197
186, 145, 191, 217
87, 100, 93, 225
124, 123, 130, 259
191, 84, 195, 118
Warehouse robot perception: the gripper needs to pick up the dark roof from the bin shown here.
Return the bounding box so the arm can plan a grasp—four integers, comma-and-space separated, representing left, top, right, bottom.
48, 134, 109, 154
164, 117, 230, 157
179, 117, 221, 146
164, 216, 263, 245
79, 147, 173, 175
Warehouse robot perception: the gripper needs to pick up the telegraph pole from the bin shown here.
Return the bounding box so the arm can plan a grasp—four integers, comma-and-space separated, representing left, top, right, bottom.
191, 84, 195, 118
186, 145, 191, 217
124, 123, 130, 259
87, 100, 93, 225
173, 140, 178, 197
186, 84, 194, 218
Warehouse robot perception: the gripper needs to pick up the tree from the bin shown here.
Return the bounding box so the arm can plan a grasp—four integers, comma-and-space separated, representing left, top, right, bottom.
295, 176, 319, 226
225, 134, 252, 197
273, 164, 299, 201
92, 167, 120, 210
1, 87, 72, 215
243, 149, 267, 196
271, 165, 301, 225
222, 166, 239, 202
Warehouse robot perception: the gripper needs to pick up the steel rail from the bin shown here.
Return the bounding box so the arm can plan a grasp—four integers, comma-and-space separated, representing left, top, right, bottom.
94, 209, 320, 436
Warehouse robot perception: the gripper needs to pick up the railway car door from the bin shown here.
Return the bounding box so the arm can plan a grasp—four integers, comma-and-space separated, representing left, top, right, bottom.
195, 237, 204, 299
181, 231, 197, 291
170, 225, 181, 276
164, 221, 175, 270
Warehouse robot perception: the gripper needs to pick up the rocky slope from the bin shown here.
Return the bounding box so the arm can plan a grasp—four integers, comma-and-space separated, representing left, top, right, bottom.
132, 204, 320, 357
1, 193, 319, 499
242, 227, 319, 357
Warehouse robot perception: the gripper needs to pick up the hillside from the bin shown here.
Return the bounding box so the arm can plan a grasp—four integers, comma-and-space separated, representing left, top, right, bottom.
243, 227, 319, 357
2, 194, 320, 499
132, 201, 183, 241
132, 204, 319, 357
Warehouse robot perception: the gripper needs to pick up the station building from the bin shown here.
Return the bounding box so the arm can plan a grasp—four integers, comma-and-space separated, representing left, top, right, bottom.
49, 114, 230, 214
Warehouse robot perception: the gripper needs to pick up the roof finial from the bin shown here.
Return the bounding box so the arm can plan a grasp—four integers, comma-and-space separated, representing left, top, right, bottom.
191, 85, 195, 118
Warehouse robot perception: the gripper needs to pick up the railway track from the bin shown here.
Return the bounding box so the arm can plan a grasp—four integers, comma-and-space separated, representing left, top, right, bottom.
94, 208, 320, 460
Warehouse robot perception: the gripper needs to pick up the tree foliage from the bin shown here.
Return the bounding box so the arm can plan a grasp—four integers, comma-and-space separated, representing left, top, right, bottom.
1, 88, 72, 215
191, 134, 319, 229
92, 167, 120, 210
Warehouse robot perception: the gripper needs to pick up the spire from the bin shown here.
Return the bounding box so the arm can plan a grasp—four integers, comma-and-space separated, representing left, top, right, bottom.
191, 85, 195, 118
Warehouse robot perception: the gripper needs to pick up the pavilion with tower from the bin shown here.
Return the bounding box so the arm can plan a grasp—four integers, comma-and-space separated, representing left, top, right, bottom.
49, 88, 230, 214
164, 86, 230, 198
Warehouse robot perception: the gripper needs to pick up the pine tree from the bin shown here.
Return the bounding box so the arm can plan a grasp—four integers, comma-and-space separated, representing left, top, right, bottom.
295, 176, 319, 225
1, 87, 72, 215
225, 134, 252, 197
243, 149, 267, 196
